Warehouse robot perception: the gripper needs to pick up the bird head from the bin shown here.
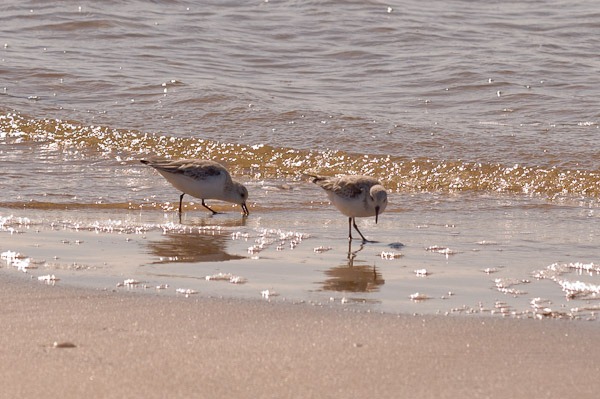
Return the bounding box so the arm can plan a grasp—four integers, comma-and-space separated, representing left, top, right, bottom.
370, 185, 388, 223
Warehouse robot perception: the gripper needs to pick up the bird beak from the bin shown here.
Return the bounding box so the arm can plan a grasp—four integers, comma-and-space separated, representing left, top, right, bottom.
375, 206, 380, 224
241, 203, 249, 216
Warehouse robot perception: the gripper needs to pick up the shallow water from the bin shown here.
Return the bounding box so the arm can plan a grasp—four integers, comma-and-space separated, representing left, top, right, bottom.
2, 192, 599, 321
1, 0, 599, 320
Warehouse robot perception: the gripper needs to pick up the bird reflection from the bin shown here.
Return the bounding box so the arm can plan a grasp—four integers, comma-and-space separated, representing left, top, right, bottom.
146, 231, 244, 264
347, 240, 363, 266
179, 212, 249, 228
320, 241, 385, 292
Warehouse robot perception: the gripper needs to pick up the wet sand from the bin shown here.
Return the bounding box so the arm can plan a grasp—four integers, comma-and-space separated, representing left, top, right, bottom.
1, 272, 598, 399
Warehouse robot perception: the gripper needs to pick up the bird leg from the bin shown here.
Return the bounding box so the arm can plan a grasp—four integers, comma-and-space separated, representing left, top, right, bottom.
178, 193, 185, 214
351, 218, 368, 243
201, 199, 219, 215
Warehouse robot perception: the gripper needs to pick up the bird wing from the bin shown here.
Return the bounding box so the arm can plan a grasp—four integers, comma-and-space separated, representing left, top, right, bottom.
141, 159, 227, 181
312, 176, 364, 199
182, 163, 225, 180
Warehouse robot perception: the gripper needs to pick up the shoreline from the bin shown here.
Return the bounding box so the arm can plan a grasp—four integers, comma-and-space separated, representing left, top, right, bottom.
2, 271, 599, 398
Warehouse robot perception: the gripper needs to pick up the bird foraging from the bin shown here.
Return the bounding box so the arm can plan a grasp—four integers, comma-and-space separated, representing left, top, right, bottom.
141, 158, 249, 216
309, 174, 387, 242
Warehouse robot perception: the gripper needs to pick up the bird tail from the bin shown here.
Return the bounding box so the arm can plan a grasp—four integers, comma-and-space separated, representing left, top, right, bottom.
140, 156, 167, 167
303, 173, 324, 184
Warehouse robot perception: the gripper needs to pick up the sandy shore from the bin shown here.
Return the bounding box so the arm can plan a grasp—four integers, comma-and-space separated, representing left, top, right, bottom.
2, 272, 599, 398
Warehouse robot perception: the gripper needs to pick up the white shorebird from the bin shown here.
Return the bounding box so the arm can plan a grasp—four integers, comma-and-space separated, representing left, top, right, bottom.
141, 158, 249, 216
310, 174, 388, 242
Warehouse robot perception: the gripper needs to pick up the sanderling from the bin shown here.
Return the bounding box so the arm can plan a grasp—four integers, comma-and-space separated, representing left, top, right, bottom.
141, 158, 249, 216
309, 174, 387, 242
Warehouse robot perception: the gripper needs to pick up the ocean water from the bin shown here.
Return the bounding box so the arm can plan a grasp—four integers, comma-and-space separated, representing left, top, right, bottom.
1, 0, 599, 320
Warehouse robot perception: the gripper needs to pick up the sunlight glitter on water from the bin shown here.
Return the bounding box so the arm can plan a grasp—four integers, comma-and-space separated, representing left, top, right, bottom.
3, 112, 600, 203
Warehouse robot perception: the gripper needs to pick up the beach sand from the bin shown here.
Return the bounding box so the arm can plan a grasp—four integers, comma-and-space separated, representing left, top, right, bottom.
1, 272, 598, 399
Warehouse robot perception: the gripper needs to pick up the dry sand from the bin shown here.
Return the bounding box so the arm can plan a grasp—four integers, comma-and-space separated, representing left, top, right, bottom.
1, 272, 598, 399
